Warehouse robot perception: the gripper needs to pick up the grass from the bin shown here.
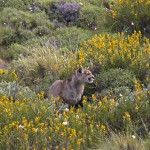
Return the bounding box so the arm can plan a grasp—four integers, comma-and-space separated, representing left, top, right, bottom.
98, 131, 148, 150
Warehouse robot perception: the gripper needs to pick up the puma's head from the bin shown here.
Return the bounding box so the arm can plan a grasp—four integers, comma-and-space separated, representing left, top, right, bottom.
75, 67, 95, 83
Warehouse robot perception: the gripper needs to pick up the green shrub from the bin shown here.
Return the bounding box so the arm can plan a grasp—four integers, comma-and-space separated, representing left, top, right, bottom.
0, 84, 149, 149
0, 26, 91, 63
0, 7, 54, 60
17, 27, 92, 52
4, 44, 28, 60
0, 0, 30, 11
0, 25, 16, 46
0, 68, 18, 83
77, 4, 105, 31
42, 0, 106, 31
0, 81, 36, 100
0, 8, 54, 46
105, 0, 150, 36
69, 32, 150, 85
96, 68, 137, 91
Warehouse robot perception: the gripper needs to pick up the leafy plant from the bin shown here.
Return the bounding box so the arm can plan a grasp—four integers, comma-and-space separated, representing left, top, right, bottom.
69, 31, 150, 85
57, 2, 80, 25
96, 68, 137, 91
0, 83, 149, 149
0, 81, 36, 100
0, 8, 54, 46
77, 4, 105, 31
0, 0, 30, 11
105, 0, 150, 36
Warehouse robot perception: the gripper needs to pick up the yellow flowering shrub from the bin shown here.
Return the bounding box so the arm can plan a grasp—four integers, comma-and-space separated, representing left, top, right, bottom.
0, 68, 38, 101
0, 68, 17, 82
105, 0, 150, 34
0, 80, 150, 149
68, 31, 150, 84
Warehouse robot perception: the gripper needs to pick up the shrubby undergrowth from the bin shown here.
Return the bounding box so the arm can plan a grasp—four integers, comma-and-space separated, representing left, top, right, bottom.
0, 69, 150, 149
96, 68, 137, 91
0, 0, 150, 149
105, 0, 150, 35
70, 31, 150, 85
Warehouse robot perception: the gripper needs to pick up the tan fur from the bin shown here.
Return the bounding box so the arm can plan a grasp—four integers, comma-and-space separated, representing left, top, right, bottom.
48, 67, 95, 106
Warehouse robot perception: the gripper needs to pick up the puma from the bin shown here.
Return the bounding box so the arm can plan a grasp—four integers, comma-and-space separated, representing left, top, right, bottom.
49, 67, 95, 107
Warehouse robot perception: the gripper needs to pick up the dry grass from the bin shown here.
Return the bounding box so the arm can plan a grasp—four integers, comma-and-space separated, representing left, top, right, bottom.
98, 132, 147, 150
13, 46, 68, 78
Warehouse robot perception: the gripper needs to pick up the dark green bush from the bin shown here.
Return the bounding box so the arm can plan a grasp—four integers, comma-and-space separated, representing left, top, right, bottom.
96, 68, 137, 91
0, 7, 54, 60
8, 44, 28, 60
0, 25, 16, 46
0, 8, 54, 46
44, 1, 105, 31
2, 26, 92, 60
105, 0, 150, 36
77, 4, 105, 31
0, 0, 29, 11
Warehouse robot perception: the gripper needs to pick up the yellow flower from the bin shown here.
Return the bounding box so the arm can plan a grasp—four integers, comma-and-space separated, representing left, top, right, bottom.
103, 96, 108, 102
146, 77, 149, 81
109, 98, 115, 107
146, 63, 149, 68
78, 131, 82, 135
98, 101, 102, 107
39, 122, 44, 127
77, 138, 83, 145
100, 124, 106, 132
111, 10, 116, 18
12, 70, 17, 79
108, 49, 112, 54
40, 91, 44, 97
22, 117, 28, 126
61, 132, 65, 137
91, 94, 96, 100
0, 68, 3, 74
146, 1, 150, 5
135, 105, 139, 112
35, 117, 40, 122
87, 104, 91, 109
123, 112, 131, 121
34, 128, 39, 132
136, 96, 141, 101
82, 96, 87, 104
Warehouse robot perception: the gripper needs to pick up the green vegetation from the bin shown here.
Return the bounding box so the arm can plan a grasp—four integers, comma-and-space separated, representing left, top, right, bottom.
0, 0, 150, 149
96, 68, 137, 91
